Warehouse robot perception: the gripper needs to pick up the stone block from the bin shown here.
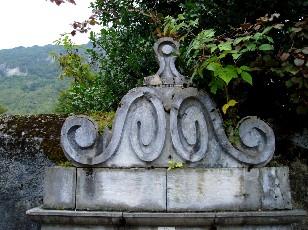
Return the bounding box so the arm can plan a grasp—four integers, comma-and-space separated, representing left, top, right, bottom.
167, 168, 261, 211
76, 168, 166, 211
43, 167, 76, 209
261, 167, 292, 210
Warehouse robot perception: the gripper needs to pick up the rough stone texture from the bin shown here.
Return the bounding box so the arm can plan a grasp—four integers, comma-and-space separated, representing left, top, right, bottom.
167, 167, 291, 211
167, 168, 260, 211
27, 207, 306, 229
41, 166, 292, 212
261, 167, 292, 210
43, 167, 76, 209
0, 150, 54, 230
76, 168, 166, 211
0, 114, 66, 230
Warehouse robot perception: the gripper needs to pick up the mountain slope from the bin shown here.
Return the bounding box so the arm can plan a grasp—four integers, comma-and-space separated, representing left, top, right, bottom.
0, 44, 70, 114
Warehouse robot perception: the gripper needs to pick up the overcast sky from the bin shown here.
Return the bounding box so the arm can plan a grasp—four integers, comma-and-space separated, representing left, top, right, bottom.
0, 0, 99, 50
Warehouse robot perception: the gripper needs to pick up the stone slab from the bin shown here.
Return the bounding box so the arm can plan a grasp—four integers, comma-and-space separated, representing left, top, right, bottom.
27, 207, 307, 228
43, 167, 76, 209
261, 167, 292, 210
167, 168, 261, 211
76, 168, 166, 211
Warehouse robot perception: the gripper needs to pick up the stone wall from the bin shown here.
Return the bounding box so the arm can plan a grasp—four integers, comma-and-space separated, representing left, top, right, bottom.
0, 114, 307, 229
0, 115, 67, 230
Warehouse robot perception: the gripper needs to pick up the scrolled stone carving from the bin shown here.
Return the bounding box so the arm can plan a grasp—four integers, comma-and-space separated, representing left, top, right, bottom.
129, 91, 167, 162
61, 37, 275, 167
170, 95, 209, 162
170, 89, 275, 166
61, 88, 166, 166
226, 116, 275, 166
61, 115, 102, 165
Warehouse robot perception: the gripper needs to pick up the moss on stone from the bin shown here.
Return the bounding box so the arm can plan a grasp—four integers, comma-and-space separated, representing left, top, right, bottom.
0, 114, 69, 165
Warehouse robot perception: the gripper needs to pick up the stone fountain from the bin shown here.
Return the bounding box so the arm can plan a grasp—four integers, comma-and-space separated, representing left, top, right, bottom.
27, 37, 306, 230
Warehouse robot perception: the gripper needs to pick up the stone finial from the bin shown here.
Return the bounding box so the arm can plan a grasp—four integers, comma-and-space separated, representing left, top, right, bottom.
144, 37, 187, 86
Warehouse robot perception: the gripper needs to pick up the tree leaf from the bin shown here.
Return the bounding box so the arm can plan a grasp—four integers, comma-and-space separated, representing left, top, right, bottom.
241, 71, 253, 85
232, 53, 241, 60
222, 99, 238, 114
240, 65, 251, 71
262, 26, 272, 34
178, 14, 185, 20
233, 37, 243, 45
218, 42, 232, 51
259, 44, 274, 51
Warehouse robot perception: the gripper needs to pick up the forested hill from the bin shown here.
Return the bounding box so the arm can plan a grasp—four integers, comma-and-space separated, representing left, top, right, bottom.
0, 44, 71, 114
0, 45, 62, 78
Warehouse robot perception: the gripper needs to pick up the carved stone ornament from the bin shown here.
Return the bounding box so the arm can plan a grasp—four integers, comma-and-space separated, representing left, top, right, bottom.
61, 37, 275, 167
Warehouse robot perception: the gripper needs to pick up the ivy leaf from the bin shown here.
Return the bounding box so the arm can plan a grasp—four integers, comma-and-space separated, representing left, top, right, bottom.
222, 99, 238, 114
259, 44, 274, 51
241, 71, 253, 85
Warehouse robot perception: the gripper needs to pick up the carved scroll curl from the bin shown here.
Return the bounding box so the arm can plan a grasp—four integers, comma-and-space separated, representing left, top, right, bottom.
61, 88, 166, 166
170, 89, 275, 166
170, 96, 209, 162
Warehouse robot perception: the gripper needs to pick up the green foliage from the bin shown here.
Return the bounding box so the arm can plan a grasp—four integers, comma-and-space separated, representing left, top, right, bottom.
55, 0, 307, 120
0, 103, 8, 114
87, 111, 115, 132
54, 0, 185, 113
167, 160, 183, 171
0, 74, 69, 114
0, 44, 71, 115
163, 14, 279, 116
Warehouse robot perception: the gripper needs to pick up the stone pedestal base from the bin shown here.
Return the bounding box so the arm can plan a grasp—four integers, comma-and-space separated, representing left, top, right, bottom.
27, 207, 306, 230
27, 166, 307, 229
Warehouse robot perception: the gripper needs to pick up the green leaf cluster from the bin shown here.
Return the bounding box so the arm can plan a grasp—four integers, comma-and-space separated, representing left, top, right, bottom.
55, 0, 307, 120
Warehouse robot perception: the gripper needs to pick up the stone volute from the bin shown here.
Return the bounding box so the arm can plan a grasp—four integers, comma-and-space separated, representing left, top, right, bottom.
27, 37, 306, 230
60, 37, 275, 168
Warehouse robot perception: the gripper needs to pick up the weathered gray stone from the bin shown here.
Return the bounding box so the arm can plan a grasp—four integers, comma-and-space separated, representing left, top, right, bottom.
76, 168, 166, 211
167, 168, 260, 211
60, 86, 275, 168
167, 167, 292, 212
27, 207, 307, 229
144, 37, 187, 86
60, 38, 275, 168
261, 167, 292, 210
43, 167, 76, 210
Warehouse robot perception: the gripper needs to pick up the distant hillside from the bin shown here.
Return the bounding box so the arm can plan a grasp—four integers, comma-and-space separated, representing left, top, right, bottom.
0, 44, 74, 114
